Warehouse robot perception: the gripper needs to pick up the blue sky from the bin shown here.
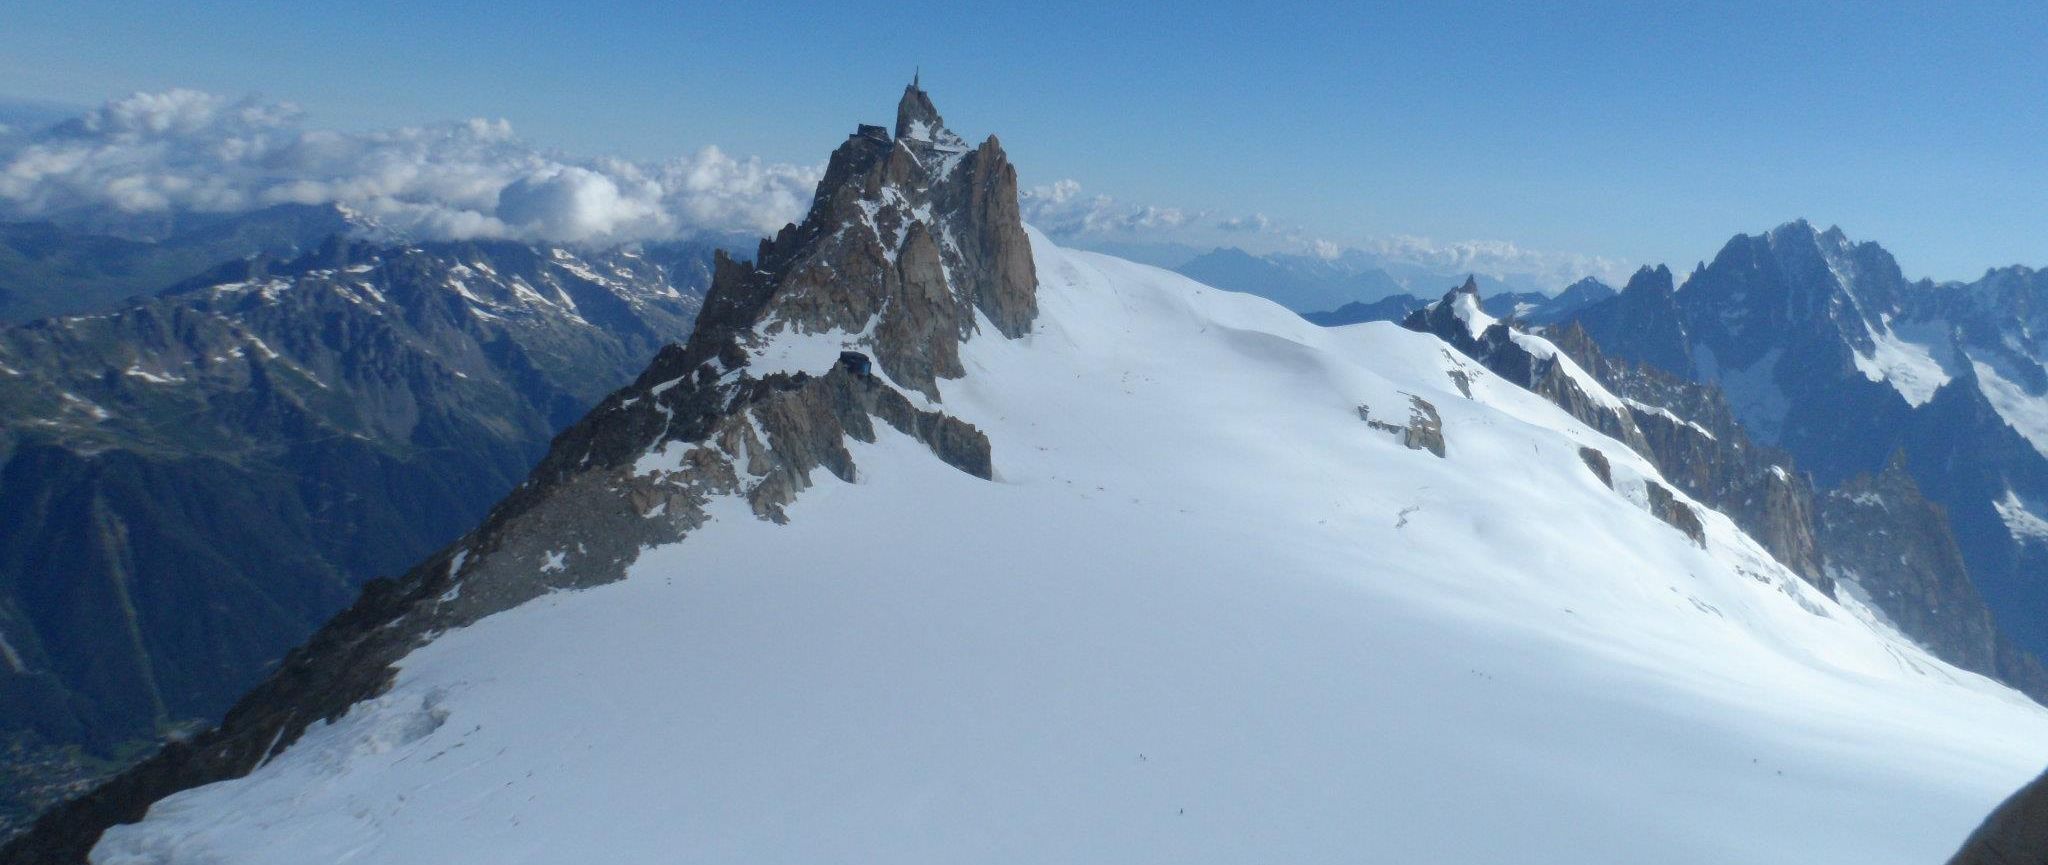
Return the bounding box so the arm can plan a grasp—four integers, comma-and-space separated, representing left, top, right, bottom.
4, 0, 2046, 281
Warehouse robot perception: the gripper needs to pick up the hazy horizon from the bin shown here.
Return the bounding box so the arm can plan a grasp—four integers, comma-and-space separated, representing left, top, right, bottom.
5, 2, 2046, 284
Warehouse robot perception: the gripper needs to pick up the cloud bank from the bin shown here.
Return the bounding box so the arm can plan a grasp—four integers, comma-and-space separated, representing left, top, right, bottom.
1019, 179, 1205, 237
0, 90, 821, 244
1022, 178, 1631, 290
0, 91, 1628, 287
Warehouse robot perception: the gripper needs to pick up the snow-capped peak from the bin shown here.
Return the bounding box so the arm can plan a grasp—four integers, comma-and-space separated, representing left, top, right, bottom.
1445, 275, 1494, 340
895, 78, 970, 152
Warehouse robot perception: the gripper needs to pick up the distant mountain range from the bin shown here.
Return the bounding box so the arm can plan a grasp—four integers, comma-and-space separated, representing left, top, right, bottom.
1304, 276, 1617, 328
1125, 244, 1575, 314
1293, 220, 2048, 689
0, 219, 719, 834
1550, 220, 2048, 676
1401, 275, 2048, 704
0, 205, 361, 324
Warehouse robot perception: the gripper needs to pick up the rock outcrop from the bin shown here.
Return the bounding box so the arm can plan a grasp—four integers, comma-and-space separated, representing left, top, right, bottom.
1359, 395, 1446, 457
1644, 480, 1707, 547
0, 80, 1036, 865
1577, 446, 1613, 488
1571, 445, 1703, 547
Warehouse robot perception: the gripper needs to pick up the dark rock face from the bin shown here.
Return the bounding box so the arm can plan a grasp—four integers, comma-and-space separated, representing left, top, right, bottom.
1644, 481, 1707, 547
955, 136, 1037, 338
1566, 265, 1693, 377
893, 78, 956, 146
1533, 277, 1619, 321
1947, 766, 2048, 865
0, 81, 1035, 865
1894, 374, 2048, 663
0, 236, 715, 836
1578, 447, 1613, 488
1819, 454, 2048, 697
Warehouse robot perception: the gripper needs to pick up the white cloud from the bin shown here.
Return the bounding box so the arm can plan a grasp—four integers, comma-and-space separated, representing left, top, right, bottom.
0, 92, 1633, 288
495, 165, 664, 243
1019, 179, 1207, 238
0, 89, 822, 244
652, 146, 817, 239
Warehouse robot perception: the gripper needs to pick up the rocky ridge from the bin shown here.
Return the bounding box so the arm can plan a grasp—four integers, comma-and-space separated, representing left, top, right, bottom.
1401, 279, 1718, 555
0, 80, 1036, 865
1403, 278, 1656, 469
1542, 312, 1828, 592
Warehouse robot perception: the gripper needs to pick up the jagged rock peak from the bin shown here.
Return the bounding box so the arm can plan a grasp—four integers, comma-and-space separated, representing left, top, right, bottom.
1623, 264, 1675, 295
1766, 217, 1819, 244
1556, 276, 1617, 302
1402, 275, 1500, 348
895, 76, 966, 149
677, 79, 1035, 401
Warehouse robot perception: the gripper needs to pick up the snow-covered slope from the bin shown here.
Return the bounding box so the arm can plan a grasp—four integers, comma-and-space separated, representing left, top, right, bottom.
92, 230, 2048, 865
